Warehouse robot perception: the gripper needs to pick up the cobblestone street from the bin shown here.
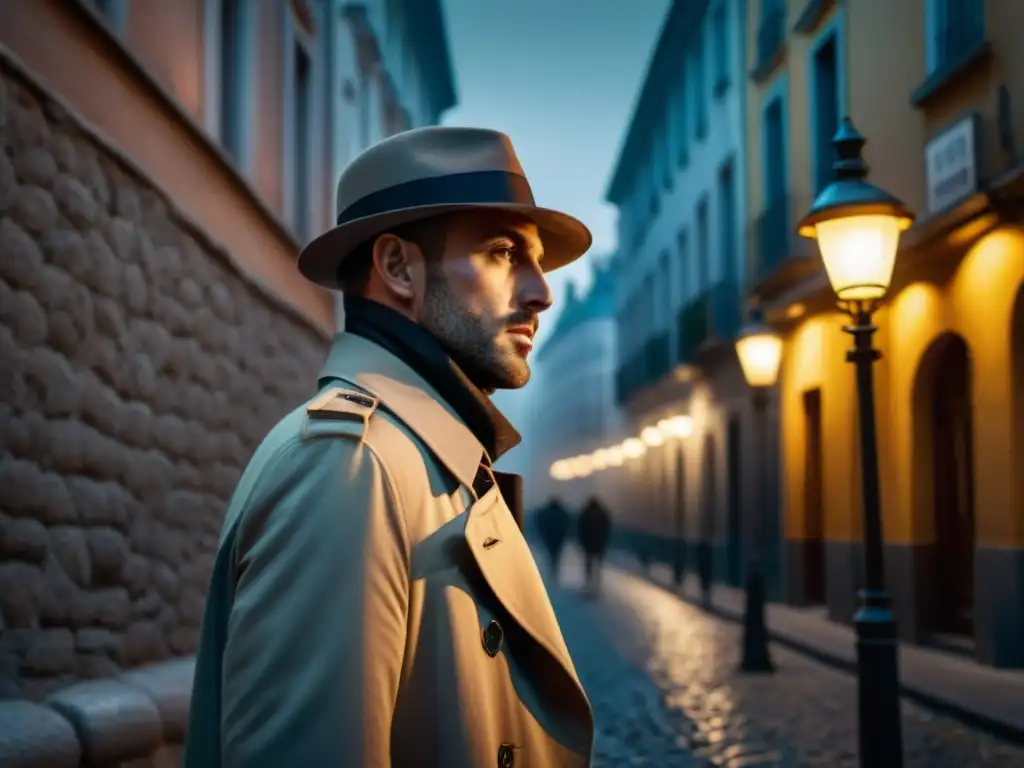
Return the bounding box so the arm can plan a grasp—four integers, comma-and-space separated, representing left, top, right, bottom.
545, 549, 1024, 767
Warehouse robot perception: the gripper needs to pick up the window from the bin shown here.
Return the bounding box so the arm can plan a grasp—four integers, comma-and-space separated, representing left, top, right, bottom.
763, 98, 786, 204
717, 159, 736, 284
205, 0, 254, 169
761, 96, 789, 269
696, 197, 709, 291
693, 38, 708, 140
677, 228, 690, 303
291, 41, 314, 241
926, 0, 985, 75
811, 32, 840, 194
644, 273, 657, 339
659, 250, 672, 330
712, 3, 729, 95
676, 74, 690, 167
755, 0, 786, 78
660, 125, 673, 190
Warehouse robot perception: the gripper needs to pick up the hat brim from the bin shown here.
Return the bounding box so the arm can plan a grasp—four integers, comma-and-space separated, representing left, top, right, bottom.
297, 203, 593, 290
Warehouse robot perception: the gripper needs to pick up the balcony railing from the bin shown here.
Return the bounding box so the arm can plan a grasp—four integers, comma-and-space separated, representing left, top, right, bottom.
756, 195, 790, 277
752, 6, 785, 81
645, 333, 672, 383
677, 280, 742, 363
745, 193, 817, 290
614, 332, 671, 405
677, 298, 708, 364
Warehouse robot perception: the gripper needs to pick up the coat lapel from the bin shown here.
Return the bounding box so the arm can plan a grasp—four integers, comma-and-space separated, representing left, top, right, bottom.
464, 486, 586, 698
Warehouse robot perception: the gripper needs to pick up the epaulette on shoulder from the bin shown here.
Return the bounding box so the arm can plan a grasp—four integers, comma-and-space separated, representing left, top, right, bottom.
301, 387, 380, 442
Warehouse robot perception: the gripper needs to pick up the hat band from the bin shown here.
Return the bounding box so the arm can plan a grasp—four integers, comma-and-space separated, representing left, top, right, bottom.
336, 170, 536, 225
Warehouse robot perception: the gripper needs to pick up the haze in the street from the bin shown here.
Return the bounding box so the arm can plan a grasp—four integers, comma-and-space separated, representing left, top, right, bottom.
441, 0, 671, 444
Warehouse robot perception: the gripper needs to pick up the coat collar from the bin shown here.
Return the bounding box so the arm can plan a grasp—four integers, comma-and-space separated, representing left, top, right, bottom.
318, 333, 484, 492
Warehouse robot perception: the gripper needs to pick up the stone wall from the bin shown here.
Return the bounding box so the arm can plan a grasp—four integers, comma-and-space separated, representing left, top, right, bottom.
0, 52, 328, 700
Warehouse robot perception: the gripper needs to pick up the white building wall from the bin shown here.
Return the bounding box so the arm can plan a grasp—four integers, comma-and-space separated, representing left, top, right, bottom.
615, 0, 748, 364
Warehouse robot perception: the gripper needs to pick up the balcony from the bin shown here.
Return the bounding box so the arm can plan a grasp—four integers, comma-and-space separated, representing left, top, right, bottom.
751, 7, 786, 83
910, 1, 990, 107
645, 333, 672, 383
677, 281, 743, 363
614, 332, 671, 406
746, 194, 817, 298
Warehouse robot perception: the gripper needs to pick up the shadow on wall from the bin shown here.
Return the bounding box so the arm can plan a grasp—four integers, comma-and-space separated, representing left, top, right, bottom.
0, 44, 328, 718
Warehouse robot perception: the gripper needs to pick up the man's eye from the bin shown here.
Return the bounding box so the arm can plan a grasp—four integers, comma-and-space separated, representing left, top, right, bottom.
492, 246, 515, 260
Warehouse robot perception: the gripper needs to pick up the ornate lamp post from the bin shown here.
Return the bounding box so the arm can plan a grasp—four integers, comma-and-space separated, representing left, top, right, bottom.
734, 316, 784, 674
798, 117, 914, 768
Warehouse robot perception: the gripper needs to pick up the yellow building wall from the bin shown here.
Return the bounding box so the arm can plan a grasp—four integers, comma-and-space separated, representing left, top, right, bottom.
782, 227, 1024, 551
744, 1, 842, 231
846, 0, 1024, 219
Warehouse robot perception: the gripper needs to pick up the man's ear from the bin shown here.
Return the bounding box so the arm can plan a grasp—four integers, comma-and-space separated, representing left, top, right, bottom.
371, 234, 424, 303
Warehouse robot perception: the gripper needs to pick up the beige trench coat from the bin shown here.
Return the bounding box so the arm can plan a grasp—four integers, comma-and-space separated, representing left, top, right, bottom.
185, 332, 594, 768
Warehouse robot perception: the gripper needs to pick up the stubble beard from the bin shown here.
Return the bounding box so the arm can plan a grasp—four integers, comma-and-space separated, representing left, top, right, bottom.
420, 267, 531, 391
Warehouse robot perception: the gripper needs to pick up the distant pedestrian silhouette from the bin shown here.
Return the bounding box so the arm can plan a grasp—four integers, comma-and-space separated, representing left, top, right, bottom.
577, 497, 612, 596
534, 497, 572, 584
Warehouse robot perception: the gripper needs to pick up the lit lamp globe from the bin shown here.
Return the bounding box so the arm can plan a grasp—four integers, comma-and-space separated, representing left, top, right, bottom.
605, 445, 625, 467
572, 455, 594, 479
658, 415, 694, 439
549, 460, 569, 481
735, 322, 783, 389
591, 449, 610, 471
621, 437, 647, 460
640, 425, 665, 447
797, 118, 915, 302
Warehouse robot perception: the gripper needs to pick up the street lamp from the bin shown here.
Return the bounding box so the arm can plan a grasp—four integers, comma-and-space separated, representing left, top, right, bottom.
798, 117, 914, 768
734, 315, 783, 674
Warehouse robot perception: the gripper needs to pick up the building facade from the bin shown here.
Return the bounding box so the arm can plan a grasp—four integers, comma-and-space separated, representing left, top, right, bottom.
599, 0, 774, 590
529, 263, 622, 514
746, 0, 1023, 668
0, 0, 454, 722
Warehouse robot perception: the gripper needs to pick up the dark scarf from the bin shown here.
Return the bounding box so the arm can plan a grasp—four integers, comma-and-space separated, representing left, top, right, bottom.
342, 296, 522, 462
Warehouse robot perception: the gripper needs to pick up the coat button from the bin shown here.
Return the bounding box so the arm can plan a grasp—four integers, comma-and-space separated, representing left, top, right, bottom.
497, 743, 515, 767
481, 619, 503, 657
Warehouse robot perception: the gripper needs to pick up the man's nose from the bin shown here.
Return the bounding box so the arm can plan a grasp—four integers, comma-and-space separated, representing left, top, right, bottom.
518, 263, 554, 313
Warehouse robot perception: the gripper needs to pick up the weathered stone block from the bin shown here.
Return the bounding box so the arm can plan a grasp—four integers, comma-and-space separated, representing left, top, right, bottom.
46, 678, 161, 764
0, 698, 81, 768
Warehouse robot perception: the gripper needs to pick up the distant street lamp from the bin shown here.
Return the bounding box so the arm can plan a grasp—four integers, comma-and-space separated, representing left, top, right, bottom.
734, 316, 783, 674
798, 117, 914, 768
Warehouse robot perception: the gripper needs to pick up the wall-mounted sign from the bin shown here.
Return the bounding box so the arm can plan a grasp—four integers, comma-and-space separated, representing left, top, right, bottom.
925, 113, 980, 216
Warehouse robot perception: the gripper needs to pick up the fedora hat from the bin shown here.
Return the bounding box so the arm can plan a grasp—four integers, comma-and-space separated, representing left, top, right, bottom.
297, 126, 592, 289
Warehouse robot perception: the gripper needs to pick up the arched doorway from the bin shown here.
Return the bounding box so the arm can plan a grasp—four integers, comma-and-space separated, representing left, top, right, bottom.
914, 333, 975, 637
699, 432, 718, 594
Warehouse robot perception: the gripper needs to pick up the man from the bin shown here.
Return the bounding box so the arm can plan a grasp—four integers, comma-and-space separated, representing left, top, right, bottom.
184, 127, 595, 768
535, 496, 572, 583
577, 497, 612, 597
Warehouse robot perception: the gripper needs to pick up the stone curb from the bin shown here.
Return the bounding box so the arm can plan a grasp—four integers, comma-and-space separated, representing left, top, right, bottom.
0, 656, 195, 767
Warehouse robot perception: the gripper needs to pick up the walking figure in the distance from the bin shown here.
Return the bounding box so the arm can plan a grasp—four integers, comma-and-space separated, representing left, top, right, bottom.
577, 497, 612, 597
534, 496, 572, 584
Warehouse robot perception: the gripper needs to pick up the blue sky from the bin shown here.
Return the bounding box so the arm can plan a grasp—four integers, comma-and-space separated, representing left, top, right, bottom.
438, 0, 671, 458
440, 0, 670, 339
